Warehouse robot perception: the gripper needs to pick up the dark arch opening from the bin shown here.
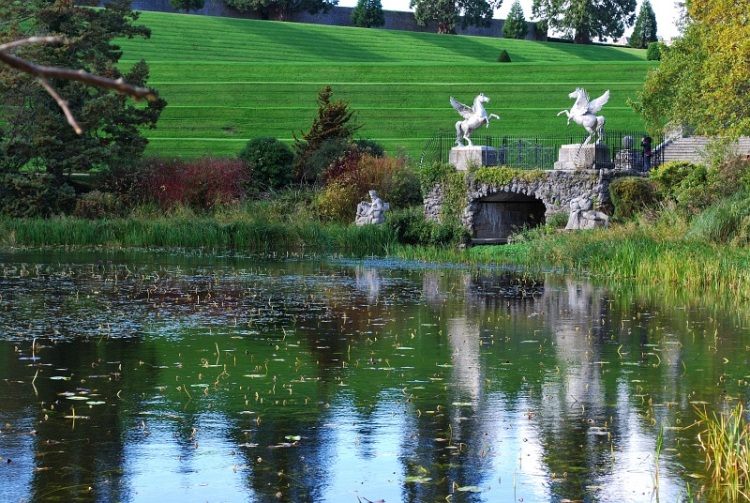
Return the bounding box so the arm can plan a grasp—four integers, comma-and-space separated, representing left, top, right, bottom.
472, 193, 546, 245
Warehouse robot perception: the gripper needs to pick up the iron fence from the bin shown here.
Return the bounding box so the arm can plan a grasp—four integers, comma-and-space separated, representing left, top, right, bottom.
419, 130, 664, 171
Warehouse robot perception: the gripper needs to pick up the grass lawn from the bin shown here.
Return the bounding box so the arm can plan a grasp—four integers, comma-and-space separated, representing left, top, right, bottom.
117, 12, 655, 160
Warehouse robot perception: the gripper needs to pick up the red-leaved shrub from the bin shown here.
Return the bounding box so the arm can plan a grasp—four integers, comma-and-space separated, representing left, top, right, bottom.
144, 158, 249, 211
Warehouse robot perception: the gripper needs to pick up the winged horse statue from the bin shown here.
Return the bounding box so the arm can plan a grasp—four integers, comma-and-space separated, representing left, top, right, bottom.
558, 88, 610, 145
450, 93, 499, 146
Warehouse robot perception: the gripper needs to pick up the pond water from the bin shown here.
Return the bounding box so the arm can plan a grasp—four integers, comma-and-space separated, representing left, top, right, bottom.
0, 249, 748, 503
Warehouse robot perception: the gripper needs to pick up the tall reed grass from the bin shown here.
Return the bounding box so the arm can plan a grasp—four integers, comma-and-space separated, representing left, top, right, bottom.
696, 403, 750, 501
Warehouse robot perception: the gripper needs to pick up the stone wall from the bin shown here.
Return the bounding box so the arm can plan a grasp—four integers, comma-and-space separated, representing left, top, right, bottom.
98, 0, 541, 39
425, 169, 633, 236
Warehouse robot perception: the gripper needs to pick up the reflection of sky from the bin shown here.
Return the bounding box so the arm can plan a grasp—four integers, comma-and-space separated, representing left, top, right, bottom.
121, 412, 252, 502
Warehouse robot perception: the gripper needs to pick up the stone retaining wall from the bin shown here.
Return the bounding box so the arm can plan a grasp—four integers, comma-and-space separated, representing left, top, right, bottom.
425, 169, 634, 234
94, 0, 541, 39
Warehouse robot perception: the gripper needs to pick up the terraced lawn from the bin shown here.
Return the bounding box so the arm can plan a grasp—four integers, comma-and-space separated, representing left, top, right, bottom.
118, 11, 655, 160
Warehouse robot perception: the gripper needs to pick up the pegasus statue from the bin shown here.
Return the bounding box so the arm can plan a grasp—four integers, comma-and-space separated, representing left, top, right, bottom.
558, 88, 610, 145
450, 93, 500, 147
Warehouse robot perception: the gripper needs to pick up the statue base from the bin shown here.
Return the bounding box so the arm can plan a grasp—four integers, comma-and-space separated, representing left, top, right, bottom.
450, 146, 497, 171
554, 144, 612, 170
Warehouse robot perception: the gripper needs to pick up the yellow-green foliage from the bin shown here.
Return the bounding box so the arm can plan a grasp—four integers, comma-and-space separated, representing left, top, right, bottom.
472, 167, 548, 187
316, 154, 420, 222
608, 176, 658, 220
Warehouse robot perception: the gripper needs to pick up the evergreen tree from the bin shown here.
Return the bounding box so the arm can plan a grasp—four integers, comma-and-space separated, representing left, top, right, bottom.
293, 86, 361, 183
503, 0, 528, 39
532, 0, 636, 44
629, 0, 657, 48
351, 0, 385, 28
410, 0, 503, 35
169, 0, 205, 14
225, 0, 337, 20
0, 0, 165, 183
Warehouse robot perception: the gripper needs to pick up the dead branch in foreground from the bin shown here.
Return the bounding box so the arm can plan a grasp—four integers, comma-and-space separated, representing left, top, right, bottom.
0, 36, 157, 134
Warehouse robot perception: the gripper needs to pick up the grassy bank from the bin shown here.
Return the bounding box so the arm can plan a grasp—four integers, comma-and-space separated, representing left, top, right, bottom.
3, 211, 750, 303
116, 11, 653, 160
0, 214, 398, 257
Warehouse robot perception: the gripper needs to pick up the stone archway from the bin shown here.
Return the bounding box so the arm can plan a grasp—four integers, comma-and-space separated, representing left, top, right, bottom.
471, 192, 546, 244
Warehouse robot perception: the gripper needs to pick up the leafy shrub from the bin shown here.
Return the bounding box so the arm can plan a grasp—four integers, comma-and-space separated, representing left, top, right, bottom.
144, 158, 249, 212
238, 137, 295, 191
0, 173, 75, 217
646, 42, 663, 61
609, 176, 658, 220
73, 191, 125, 219
298, 138, 350, 186
387, 206, 465, 246
317, 152, 422, 222
354, 138, 385, 157
649, 161, 705, 199
418, 162, 455, 193
546, 211, 568, 229
497, 50, 512, 62
315, 180, 360, 222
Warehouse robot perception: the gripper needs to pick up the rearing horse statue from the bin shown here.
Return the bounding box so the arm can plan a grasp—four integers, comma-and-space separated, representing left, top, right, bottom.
451, 93, 500, 147
558, 88, 610, 145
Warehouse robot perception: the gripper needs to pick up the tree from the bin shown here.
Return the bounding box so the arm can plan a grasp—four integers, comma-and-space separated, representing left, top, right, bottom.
410, 0, 503, 35
503, 0, 528, 39
168, 0, 205, 14
293, 86, 361, 184
629, 0, 657, 48
531, 0, 636, 44
224, 0, 337, 20
351, 0, 385, 28
633, 0, 750, 139
0, 0, 166, 183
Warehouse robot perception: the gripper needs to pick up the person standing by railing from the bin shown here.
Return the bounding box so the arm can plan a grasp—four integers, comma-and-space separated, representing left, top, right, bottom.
641, 135, 653, 171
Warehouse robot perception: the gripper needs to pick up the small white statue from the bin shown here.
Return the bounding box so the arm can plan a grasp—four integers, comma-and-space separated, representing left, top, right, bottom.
565, 195, 609, 230
355, 190, 389, 226
558, 88, 610, 145
450, 93, 500, 147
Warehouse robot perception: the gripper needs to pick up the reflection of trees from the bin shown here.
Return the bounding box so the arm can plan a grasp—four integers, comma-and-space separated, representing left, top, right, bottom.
5, 255, 750, 501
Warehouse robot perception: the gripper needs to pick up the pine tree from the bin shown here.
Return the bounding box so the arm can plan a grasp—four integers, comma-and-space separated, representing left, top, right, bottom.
352, 0, 385, 28
629, 0, 658, 48
503, 0, 528, 39
168, 0, 205, 13
293, 86, 361, 183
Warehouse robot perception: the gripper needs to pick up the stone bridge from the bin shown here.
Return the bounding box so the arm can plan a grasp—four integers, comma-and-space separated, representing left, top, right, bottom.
424, 168, 630, 244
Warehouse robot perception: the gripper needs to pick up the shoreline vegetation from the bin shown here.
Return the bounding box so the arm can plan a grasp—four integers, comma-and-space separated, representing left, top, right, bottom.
2, 205, 749, 305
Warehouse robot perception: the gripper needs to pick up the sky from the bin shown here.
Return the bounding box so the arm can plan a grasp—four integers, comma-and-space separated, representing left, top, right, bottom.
338, 0, 683, 41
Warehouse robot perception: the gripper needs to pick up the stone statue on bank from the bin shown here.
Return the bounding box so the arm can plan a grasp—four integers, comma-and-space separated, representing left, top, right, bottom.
355, 190, 389, 226
450, 93, 500, 147
565, 195, 609, 230
557, 88, 610, 146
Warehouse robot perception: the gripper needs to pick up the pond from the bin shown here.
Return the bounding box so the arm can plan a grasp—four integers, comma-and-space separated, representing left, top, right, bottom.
0, 249, 748, 503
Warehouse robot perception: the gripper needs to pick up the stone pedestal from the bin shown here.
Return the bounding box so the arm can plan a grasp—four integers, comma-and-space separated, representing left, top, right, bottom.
450, 146, 498, 171
554, 144, 612, 170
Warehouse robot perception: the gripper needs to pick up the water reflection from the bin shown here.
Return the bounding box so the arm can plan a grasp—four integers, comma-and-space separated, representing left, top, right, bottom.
0, 251, 748, 502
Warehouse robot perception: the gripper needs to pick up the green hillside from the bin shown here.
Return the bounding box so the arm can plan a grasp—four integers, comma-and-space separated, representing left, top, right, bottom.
117, 11, 655, 160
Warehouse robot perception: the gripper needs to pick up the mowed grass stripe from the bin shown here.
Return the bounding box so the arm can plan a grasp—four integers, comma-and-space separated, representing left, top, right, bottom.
117, 11, 652, 159
122, 12, 647, 64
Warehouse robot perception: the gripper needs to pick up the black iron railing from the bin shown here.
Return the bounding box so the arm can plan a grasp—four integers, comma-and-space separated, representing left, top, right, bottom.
420, 130, 664, 171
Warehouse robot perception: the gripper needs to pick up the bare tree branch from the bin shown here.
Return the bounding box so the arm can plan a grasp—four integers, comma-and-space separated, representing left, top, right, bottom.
0, 36, 158, 134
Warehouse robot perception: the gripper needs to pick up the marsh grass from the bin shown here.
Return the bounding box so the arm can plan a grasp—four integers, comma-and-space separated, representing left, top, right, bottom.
696, 403, 750, 501
0, 212, 393, 257
466, 212, 750, 301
